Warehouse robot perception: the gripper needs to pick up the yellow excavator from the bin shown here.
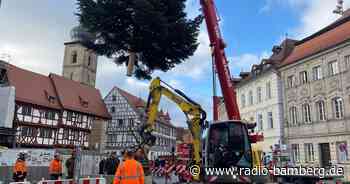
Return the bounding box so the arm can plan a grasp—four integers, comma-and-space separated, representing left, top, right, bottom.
138, 77, 206, 179
138, 77, 256, 182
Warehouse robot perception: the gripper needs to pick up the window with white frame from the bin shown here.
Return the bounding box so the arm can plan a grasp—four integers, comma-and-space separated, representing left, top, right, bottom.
299, 71, 308, 84
249, 90, 253, 105
267, 112, 273, 129
328, 60, 340, 76
266, 82, 271, 99
257, 87, 262, 103
313, 66, 322, 80
345, 55, 350, 69
22, 106, 32, 116
257, 114, 263, 131
336, 141, 348, 163
111, 106, 116, 113
291, 144, 300, 162
118, 119, 124, 126
333, 97, 344, 119
302, 104, 312, 123
241, 94, 246, 108
316, 101, 326, 121
44, 111, 55, 120
287, 75, 294, 88
304, 143, 315, 162
289, 106, 298, 125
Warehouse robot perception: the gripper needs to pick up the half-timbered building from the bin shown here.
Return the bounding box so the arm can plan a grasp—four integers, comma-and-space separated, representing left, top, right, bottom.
104, 87, 176, 160
0, 60, 110, 149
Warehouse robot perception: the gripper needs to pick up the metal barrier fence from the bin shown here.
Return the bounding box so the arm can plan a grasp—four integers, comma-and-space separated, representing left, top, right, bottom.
0, 149, 102, 184
0, 166, 49, 184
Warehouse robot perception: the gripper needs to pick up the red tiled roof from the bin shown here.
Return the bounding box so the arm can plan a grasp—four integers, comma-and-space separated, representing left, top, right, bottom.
281, 13, 350, 67
116, 87, 146, 108
6, 64, 61, 109
50, 74, 110, 119
5, 63, 110, 119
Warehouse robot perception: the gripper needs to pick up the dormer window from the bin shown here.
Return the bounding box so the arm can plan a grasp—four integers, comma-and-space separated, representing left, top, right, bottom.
44, 90, 56, 104
72, 51, 78, 64
79, 96, 89, 108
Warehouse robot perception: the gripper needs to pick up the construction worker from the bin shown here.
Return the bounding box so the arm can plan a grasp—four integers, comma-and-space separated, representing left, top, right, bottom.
114, 148, 144, 184
65, 150, 76, 179
49, 152, 62, 180
135, 148, 152, 184
105, 151, 120, 175
13, 152, 27, 182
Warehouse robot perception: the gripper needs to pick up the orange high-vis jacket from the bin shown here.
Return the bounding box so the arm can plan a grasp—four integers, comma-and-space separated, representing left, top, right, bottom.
114, 159, 144, 184
13, 160, 27, 173
49, 159, 62, 174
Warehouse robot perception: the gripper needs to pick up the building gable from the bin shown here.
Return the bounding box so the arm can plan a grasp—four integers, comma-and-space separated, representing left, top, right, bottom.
104, 87, 140, 121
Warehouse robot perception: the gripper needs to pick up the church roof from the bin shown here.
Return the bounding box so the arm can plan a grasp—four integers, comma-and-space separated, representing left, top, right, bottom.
116, 87, 146, 108
4, 62, 110, 119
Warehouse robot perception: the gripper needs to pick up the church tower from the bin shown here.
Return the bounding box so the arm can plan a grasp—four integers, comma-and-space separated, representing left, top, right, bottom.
62, 25, 98, 87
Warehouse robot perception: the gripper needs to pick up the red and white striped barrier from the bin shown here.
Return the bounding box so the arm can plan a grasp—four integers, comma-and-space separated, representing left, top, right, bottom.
38, 179, 73, 184
78, 178, 105, 184
175, 164, 186, 174
38, 178, 105, 184
151, 163, 193, 182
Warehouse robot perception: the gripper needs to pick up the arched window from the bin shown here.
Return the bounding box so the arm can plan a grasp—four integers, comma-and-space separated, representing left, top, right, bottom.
71, 51, 77, 63
333, 97, 344, 119
316, 101, 326, 121
302, 103, 312, 123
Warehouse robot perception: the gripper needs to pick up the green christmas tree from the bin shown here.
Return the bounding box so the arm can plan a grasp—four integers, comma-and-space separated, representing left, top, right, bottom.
77, 0, 202, 79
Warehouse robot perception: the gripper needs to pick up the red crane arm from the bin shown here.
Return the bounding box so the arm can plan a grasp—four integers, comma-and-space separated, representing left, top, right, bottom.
200, 0, 241, 120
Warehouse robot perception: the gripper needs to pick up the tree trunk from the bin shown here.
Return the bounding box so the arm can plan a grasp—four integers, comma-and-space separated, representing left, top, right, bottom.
126, 50, 136, 77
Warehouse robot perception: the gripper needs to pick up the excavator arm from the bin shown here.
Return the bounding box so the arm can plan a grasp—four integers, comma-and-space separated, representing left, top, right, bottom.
139, 77, 206, 180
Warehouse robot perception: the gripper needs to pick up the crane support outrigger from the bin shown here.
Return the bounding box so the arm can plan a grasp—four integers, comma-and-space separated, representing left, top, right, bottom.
139, 77, 206, 180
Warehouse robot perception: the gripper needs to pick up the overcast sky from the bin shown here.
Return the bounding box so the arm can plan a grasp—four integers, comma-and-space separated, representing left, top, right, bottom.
0, 0, 349, 127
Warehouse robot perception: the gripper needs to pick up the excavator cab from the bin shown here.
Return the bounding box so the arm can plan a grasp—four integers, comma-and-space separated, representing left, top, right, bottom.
203, 120, 252, 169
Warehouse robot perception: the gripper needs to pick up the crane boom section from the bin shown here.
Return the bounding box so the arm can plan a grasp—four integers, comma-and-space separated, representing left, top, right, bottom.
200, 0, 240, 120
143, 77, 205, 181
